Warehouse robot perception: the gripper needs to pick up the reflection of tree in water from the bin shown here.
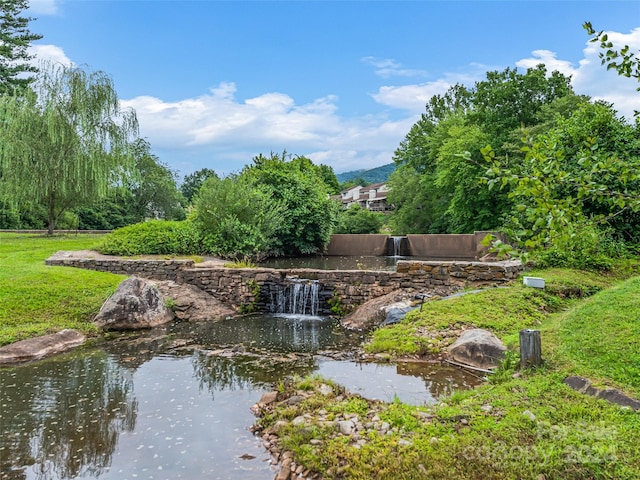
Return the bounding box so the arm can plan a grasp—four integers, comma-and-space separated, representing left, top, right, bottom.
395, 362, 483, 400
0, 351, 137, 480
190, 351, 318, 395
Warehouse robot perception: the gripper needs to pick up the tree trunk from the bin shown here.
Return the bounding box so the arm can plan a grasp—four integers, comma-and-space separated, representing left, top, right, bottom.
47, 191, 55, 235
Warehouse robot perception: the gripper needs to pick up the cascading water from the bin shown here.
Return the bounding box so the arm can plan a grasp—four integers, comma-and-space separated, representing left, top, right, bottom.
268, 279, 320, 316
392, 236, 403, 257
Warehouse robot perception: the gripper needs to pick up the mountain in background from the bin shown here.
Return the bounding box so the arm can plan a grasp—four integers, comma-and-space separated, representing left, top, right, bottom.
336, 163, 395, 185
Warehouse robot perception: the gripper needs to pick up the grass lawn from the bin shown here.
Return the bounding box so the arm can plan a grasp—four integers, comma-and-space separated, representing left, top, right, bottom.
0, 233, 125, 345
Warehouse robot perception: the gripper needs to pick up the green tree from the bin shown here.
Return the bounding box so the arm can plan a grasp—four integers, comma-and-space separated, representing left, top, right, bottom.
0, 0, 42, 95
470, 65, 573, 149
318, 164, 341, 195
127, 138, 185, 221
390, 66, 576, 234
74, 191, 137, 230
482, 117, 640, 268
193, 174, 284, 259
180, 168, 218, 204
0, 62, 138, 234
335, 204, 384, 234
242, 152, 341, 255
340, 177, 369, 191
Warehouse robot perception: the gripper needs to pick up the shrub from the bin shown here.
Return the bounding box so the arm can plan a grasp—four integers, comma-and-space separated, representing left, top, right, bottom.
335, 204, 384, 234
193, 175, 284, 260
95, 220, 201, 256
532, 224, 626, 271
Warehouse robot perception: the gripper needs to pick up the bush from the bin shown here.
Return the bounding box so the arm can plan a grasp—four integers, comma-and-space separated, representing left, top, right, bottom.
193, 175, 284, 260
532, 224, 627, 271
335, 204, 384, 234
95, 220, 201, 256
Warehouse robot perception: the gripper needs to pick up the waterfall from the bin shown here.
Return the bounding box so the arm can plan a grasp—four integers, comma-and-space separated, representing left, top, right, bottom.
268, 279, 320, 316
392, 236, 403, 257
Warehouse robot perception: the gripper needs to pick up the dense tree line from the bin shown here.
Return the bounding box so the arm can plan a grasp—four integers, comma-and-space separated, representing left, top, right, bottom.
389, 64, 580, 235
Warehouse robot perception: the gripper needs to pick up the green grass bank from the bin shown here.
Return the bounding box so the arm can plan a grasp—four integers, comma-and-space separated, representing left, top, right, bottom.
0, 233, 124, 346
256, 267, 640, 480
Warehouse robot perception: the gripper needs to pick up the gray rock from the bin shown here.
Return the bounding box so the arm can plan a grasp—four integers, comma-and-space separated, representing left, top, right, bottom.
151, 280, 235, 321
340, 290, 417, 331
447, 328, 506, 369
319, 384, 334, 396
0, 329, 86, 366
258, 391, 278, 405
564, 376, 640, 411
337, 420, 355, 435
292, 416, 307, 426
94, 276, 174, 330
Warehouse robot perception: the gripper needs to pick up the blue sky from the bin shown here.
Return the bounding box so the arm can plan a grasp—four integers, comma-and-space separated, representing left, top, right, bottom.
27, 0, 640, 178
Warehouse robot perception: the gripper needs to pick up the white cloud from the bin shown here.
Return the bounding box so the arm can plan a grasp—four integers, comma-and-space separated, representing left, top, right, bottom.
28, 0, 59, 15
369, 66, 490, 113
122, 83, 412, 175
516, 49, 577, 77
517, 29, 640, 121
362, 56, 428, 78
28, 44, 74, 67
371, 79, 453, 112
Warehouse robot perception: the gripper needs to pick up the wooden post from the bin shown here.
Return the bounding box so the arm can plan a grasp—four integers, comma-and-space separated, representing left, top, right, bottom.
519, 329, 542, 369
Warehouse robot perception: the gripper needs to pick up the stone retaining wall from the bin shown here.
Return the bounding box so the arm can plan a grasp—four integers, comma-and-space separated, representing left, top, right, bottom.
47, 257, 195, 281
47, 256, 523, 314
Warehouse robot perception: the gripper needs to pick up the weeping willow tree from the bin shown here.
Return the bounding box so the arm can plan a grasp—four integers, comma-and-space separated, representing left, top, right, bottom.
0, 62, 139, 233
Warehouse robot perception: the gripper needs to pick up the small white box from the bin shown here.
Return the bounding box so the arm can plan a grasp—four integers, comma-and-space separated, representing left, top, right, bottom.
523, 276, 545, 289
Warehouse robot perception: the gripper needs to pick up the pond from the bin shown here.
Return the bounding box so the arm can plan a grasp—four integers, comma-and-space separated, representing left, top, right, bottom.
0, 315, 481, 480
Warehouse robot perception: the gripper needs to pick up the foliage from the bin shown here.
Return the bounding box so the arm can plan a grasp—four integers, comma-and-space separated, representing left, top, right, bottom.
0, 199, 47, 229
0, 233, 123, 346
241, 152, 341, 256
0, 62, 139, 234
482, 102, 640, 269
317, 164, 341, 195
223, 257, 257, 268
74, 190, 138, 230
335, 203, 384, 234
0, 0, 42, 95
339, 176, 369, 191
95, 220, 201, 256
180, 168, 219, 204
390, 65, 577, 235
193, 174, 284, 260
125, 138, 186, 221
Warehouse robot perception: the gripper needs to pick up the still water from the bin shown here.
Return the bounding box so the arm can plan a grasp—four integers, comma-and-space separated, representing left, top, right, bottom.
0, 315, 480, 480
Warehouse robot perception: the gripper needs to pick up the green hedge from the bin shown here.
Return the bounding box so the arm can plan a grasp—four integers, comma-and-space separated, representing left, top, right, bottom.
95, 220, 202, 256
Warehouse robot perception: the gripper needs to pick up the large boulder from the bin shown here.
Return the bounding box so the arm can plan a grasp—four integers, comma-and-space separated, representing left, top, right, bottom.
340, 290, 416, 331
94, 276, 174, 330
0, 329, 86, 366
151, 280, 235, 321
447, 328, 506, 370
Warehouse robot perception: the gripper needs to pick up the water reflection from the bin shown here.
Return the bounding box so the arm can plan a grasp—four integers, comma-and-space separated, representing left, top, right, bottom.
0, 315, 481, 480
0, 352, 137, 480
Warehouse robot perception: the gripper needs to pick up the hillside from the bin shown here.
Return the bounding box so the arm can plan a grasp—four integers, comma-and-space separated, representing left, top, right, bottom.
336, 163, 395, 185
